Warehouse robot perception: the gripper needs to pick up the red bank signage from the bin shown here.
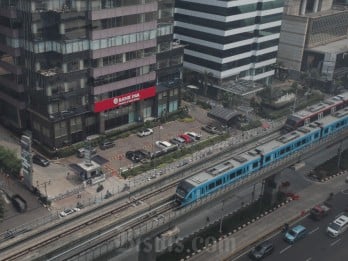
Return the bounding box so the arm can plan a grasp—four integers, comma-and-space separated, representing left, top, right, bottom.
94, 86, 156, 112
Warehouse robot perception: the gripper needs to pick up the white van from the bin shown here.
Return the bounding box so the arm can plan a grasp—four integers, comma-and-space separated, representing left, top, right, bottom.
327, 214, 348, 237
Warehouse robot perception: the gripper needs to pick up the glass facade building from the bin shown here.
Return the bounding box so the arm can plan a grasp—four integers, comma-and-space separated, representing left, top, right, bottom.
0, 0, 183, 149
174, 0, 284, 85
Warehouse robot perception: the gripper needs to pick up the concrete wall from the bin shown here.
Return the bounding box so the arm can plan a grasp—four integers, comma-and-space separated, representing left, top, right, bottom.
277, 15, 309, 72
321, 0, 334, 11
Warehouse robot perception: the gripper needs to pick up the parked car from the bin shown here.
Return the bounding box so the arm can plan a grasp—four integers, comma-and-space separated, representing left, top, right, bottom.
137, 128, 154, 137
126, 151, 143, 163
170, 136, 186, 146
201, 124, 223, 135
77, 147, 97, 158
59, 207, 80, 218
185, 131, 201, 140
155, 140, 174, 150
32, 154, 50, 167
99, 140, 115, 150
284, 225, 307, 244
248, 240, 274, 260
134, 149, 152, 160
179, 134, 193, 143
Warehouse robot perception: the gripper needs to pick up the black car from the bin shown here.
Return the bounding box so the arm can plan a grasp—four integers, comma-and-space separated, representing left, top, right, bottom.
126, 151, 142, 163
99, 140, 115, 150
248, 241, 274, 260
33, 154, 50, 167
134, 149, 151, 159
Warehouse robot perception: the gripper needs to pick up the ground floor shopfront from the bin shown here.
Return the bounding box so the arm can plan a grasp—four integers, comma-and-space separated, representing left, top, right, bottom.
29, 86, 181, 150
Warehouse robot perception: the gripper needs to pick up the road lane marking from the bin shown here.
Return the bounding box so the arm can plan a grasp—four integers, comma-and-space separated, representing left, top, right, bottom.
330, 238, 341, 246
309, 227, 319, 234
305, 257, 312, 261
280, 245, 292, 254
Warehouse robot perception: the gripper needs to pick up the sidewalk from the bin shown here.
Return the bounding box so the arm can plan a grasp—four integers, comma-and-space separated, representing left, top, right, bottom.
188, 172, 348, 261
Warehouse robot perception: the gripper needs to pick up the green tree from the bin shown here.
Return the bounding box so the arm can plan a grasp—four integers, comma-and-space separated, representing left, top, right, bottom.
0, 145, 21, 178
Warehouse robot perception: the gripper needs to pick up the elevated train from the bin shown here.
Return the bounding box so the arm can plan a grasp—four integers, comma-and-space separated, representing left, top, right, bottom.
283, 91, 348, 131
176, 106, 348, 206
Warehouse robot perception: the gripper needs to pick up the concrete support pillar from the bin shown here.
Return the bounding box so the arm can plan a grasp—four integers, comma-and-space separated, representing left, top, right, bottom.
313, 0, 319, 13
300, 0, 307, 15
262, 175, 278, 206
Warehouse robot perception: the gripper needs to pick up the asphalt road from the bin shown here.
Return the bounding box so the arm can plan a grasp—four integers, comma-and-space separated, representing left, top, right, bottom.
234, 190, 348, 261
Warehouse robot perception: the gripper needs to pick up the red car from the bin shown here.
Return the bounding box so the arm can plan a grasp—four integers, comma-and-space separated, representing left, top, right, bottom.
179, 134, 193, 143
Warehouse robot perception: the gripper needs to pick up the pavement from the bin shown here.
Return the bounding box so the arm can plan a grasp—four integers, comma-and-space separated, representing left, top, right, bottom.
0, 100, 282, 236
187, 171, 348, 261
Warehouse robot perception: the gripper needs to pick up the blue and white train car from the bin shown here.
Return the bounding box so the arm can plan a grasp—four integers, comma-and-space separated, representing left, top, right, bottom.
176, 107, 348, 206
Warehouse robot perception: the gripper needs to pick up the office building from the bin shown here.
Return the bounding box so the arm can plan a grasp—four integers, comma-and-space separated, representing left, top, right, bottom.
277, 0, 348, 81
174, 0, 284, 94
0, 0, 183, 149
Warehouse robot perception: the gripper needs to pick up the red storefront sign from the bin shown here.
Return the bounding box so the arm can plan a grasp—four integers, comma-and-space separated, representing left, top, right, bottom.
94, 86, 156, 112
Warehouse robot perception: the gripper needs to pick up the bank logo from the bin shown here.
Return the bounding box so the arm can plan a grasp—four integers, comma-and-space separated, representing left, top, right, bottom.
113, 98, 119, 105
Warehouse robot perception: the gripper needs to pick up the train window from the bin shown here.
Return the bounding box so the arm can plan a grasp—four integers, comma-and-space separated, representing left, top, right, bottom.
314, 133, 319, 139
216, 179, 222, 186
230, 173, 235, 179
302, 139, 306, 144
252, 162, 258, 168
296, 141, 301, 147
280, 148, 285, 155
265, 155, 271, 162
236, 169, 242, 176
208, 183, 215, 190
286, 146, 291, 152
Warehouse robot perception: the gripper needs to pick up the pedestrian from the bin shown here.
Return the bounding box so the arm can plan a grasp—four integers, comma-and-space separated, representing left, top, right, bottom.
206, 216, 210, 223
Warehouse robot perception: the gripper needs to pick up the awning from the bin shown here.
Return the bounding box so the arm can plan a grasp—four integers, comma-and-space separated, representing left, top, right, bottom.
207, 107, 241, 123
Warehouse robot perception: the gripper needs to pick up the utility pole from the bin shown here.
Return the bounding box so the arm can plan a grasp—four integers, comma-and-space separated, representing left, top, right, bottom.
219, 199, 225, 234
337, 142, 343, 172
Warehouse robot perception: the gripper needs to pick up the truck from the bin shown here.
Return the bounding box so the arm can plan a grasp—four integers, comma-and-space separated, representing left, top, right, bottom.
309, 204, 331, 220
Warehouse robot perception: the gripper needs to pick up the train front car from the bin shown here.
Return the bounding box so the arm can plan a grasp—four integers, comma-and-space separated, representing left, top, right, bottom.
175, 180, 195, 205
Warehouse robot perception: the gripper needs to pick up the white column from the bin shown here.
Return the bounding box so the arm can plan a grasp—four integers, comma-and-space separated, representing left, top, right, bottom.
313, 0, 319, 13
300, 0, 307, 15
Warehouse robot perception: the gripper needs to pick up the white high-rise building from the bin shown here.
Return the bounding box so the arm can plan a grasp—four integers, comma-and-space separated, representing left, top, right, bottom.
174, 0, 284, 89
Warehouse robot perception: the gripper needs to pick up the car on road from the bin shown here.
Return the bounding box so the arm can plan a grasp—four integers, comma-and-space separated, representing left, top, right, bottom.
137, 128, 154, 137
77, 147, 97, 158
185, 131, 201, 140
32, 154, 50, 167
155, 140, 174, 150
99, 140, 115, 150
59, 207, 80, 217
248, 240, 274, 260
327, 214, 348, 238
201, 124, 223, 135
309, 204, 331, 220
284, 225, 307, 244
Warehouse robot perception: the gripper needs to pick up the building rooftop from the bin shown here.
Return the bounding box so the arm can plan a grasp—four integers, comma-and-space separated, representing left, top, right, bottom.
217, 79, 264, 96
308, 38, 348, 54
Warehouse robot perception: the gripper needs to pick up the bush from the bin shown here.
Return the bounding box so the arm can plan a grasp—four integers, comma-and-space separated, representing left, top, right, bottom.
96, 184, 104, 192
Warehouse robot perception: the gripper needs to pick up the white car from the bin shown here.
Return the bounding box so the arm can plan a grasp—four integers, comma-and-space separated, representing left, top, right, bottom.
185, 131, 201, 140
155, 140, 173, 150
59, 207, 80, 217
137, 128, 154, 137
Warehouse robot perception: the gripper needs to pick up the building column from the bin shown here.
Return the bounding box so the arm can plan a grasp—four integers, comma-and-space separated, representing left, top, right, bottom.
313, 0, 319, 13
300, 0, 307, 15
